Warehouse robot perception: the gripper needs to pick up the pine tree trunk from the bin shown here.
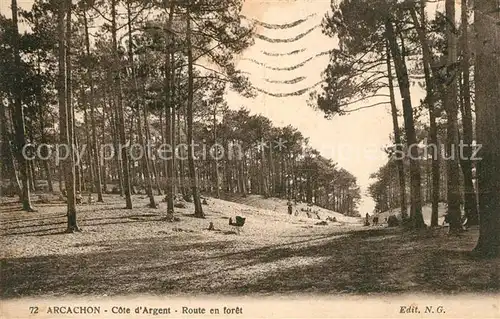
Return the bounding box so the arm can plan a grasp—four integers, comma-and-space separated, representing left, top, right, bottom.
125, 1, 155, 208
138, 107, 156, 207
171, 55, 178, 195
213, 106, 220, 198
386, 43, 407, 219
144, 106, 162, 195
28, 157, 36, 192
59, 0, 78, 231
459, 0, 478, 226
35, 54, 54, 194
163, 1, 175, 217
101, 95, 108, 193
444, 0, 462, 234
473, 0, 500, 257
83, 9, 103, 202
111, 0, 132, 208
0, 99, 22, 198
410, 6, 441, 227
111, 99, 124, 195
11, 0, 34, 211
177, 108, 184, 196
73, 112, 82, 193
260, 147, 268, 197
186, 5, 203, 217
386, 20, 425, 228
82, 88, 94, 193
65, 8, 80, 196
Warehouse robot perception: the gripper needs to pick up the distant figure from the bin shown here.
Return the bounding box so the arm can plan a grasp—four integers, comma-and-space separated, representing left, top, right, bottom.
364, 213, 370, 226
373, 216, 379, 226
208, 222, 214, 231
287, 200, 293, 215
229, 216, 246, 235
76, 192, 82, 204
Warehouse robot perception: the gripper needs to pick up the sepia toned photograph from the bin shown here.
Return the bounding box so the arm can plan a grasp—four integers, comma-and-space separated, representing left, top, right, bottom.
0, 0, 499, 317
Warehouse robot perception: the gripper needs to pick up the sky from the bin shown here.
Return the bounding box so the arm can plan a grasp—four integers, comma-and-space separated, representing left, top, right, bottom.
1, 0, 410, 214
230, 0, 395, 213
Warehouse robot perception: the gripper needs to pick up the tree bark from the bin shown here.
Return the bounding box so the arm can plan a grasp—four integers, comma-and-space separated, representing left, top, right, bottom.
213, 105, 220, 198
459, 0, 479, 226
144, 105, 162, 195
386, 42, 407, 219
473, 0, 500, 257
171, 54, 178, 195
164, 1, 176, 218
82, 87, 94, 193
11, 0, 35, 211
110, 97, 123, 195
59, 0, 78, 231
125, 1, 156, 208
410, 5, 441, 227
386, 20, 425, 229
186, 4, 204, 217
0, 99, 22, 197
111, 0, 132, 208
83, 8, 103, 202
66, 6, 80, 196
444, 0, 463, 234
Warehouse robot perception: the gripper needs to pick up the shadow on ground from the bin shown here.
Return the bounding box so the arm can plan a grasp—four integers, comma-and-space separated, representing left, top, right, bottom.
1, 227, 498, 298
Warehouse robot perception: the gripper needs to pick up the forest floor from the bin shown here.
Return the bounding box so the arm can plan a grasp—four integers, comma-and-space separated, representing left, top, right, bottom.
0, 193, 499, 299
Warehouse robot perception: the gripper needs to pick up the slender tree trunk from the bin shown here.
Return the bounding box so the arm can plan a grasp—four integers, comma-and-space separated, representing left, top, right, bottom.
35, 54, 54, 193
459, 0, 479, 226
59, 0, 78, 231
386, 42, 407, 219
125, 1, 156, 208
111, 0, 132, 208
144, 107, 162, 195
82, 88, 94, 193
111, 98, 124, 195
138, 108, 156, 207
171, 53, 178, 195
386, 20, 425, 229
83, 9, 103, 202
177, 106, 184, 196
28, 158, 36, 192
73, 111, 82, 193
213, 105, 220, 198
159, 111, 165, 178
0, 99, 22, 197
410, 6, 441, 227
186, 5, 203, 217
444, 0, 463, 233
11, 0, 35, 211
473, 0, 500, 257
66, 7, 80, 196
101, 94, 108, 193
163, 1, 175, 218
